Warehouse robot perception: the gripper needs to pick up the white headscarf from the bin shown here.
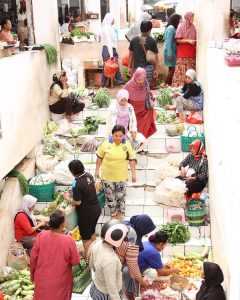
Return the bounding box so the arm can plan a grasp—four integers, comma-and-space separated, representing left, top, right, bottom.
19, 195, 37, 226
101, 13, 116, 42
139, 12, 152, 22
126, 13, 152, 41
185, 69, 197, 82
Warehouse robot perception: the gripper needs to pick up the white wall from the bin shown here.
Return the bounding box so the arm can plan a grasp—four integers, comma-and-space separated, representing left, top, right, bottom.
232, 0, 240, 11
206, 48, 240, 300
0, 51, 51, 180
85, 0, 101, 34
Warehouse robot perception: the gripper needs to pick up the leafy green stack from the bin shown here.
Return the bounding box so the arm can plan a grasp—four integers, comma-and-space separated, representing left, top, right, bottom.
7, 170, 29, 195
43, 44, 58, 67
92, 88, 111, 108
153, 32, 165, 43
71, 116, 105, 137
0, 269, 34, 300
157, 112, 177, 124
71, 29, 93, 39
157, 88, 173, 108
161, 221, 191, 245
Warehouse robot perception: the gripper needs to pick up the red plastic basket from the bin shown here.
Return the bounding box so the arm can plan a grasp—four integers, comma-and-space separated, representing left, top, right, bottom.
225, 55, 240, 67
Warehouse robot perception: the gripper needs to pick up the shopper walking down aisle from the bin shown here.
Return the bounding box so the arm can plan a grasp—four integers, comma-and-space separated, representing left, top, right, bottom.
100, 13, 123, 87
125, 12, 152, 42
178, 139, 208, 199
48, 71, 85, 122
88, 220, 129, 300
128, 21, 159, 83
68, 160, 101, 256
196, 262, 226, 300
166, 69, 204, 122
14, 195, 46, 255
30, 210, 80, 300
162, 14, 182, 87
107, 89, 137, 139
124, 68, 157, 138
95, 125, 136, 220
172, 12, 197, 87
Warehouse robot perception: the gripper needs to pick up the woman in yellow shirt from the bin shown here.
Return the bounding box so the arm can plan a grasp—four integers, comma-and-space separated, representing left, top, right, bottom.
95, 125, 136, 219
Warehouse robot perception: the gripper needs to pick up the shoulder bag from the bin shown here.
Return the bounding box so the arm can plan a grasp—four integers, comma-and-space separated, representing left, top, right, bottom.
139, 36, 157, 65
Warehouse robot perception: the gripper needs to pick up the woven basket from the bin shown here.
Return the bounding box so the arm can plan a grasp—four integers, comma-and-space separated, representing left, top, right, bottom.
186, 199, 206, 226
180, 125, 205, 152
28, 175, 55, 202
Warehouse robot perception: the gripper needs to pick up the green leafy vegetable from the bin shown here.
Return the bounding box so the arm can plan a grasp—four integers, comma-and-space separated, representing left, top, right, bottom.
157, 88, 173, 108
7, 170, 29, 195
43, 44, 58, 67
160, 221, 191, 245
157, 111, 177, 124
153, 32, 165, 43
92, 88, 111, 108
71, 29, 94, 39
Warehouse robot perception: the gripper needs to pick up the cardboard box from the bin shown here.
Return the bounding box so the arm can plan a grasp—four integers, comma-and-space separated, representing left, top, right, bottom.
84, 59, 100, 69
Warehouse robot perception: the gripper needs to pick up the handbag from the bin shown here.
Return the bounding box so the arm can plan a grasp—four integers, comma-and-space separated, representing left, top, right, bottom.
139, 36, 157, 65
72, 258, 92, 294
145, 81, 154, 109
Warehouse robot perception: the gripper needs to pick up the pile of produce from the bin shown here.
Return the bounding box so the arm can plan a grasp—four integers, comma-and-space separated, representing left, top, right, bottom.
0, 268, 34, 300
42, 138, 59, 156
6, 170, 29, 195
141, 289, 179, 300
166, 124, 185, 137
160, 222, 191, 245
71, 29, 93, 39
43, 44, 58, 67
157, 112, 177, 124
157, 88, 174, 108
153, 32, 165, 43
71, 227, 81, 241
71, 116, 105, 137
69, 86, 87, 99
92, 88, 111, 108
43, 121, 59, 137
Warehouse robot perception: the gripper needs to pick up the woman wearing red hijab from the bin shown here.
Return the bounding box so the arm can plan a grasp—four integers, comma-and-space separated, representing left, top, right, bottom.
172, 12, 197, 87
123, 68, 156, 139
178, 139, 208, 197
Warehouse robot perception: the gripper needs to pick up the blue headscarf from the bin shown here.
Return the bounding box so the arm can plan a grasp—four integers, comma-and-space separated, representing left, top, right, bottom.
125, 214, 156, 251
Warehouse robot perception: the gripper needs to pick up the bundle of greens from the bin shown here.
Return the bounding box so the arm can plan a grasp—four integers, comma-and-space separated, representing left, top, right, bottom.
157, 88, 174, 108
71, 29, 93, 39
157, 112, 177, 124
43, 120, 59, 137
43, 44, 58, 67
42, 138, 59, 156
69, 86, 86, 99
92, 88, 111, 108
6, 170, 29, 195
153, 32, 165, 43
71, 116, 106, 137
160, 221, 191, 245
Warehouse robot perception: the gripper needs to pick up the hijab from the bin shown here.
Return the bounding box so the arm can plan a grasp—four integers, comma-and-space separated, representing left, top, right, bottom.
185, 69, 197, 82
116, 89, 129, 118
196, 262, 226, 300
101, 13, 116, 41
123, 68, 149, 102
18, 195, 37, 226
126, 214, 156, 251
139, 12, 152, 22
126, 13, 151, 41
189, 139, 206, 160
175, 11, 196, 40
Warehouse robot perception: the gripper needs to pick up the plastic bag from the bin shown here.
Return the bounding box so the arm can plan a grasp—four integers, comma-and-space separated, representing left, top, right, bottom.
122, 54, 129, 67
7, 242, 29, 270
36, 151, 60, 173
0, 266, 18, 283
104, 57, 118, 79
80, 138, 99, 152
55, 119, 71, 135
186, 112, 203, 124
53, 161, 74, 185
29, 173, 54, 185
62, 58, 72, 72
155, 160, 180, 185
155, 178, 187, 207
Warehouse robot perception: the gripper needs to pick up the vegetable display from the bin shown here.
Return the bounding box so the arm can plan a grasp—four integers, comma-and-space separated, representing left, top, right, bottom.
92, 88, 111, 108
6, 170, 29, 195
43, 44, 58, 67
80, 138, 99, 152
170, 258, 202, 278
0, 269, 34, 300
160, 221, 191, 245
157, 112, 177, 124
42, 139, 59, 156
43, 121, 59, 137
71, 29, 93, 39
157, 88, 173, 108
71, 116, 105, 137
153, 32, 165, 43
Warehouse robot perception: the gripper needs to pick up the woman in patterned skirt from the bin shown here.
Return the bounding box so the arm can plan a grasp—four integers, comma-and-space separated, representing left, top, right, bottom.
172, 12, 197, 87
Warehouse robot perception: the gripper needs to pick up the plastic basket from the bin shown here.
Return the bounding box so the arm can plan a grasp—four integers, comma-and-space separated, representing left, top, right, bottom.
186, 199, 206, 226
97, 189, 106, 209
28, 175, 55, 202
180, 125, 205, 152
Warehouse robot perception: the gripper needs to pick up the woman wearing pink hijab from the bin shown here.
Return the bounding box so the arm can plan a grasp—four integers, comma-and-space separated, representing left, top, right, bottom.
172, 12, 197, 87
124, 68, 156, 139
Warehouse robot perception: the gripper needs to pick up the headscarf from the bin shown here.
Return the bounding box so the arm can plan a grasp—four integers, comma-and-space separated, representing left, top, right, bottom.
101, 13, 116, 41
18, 195, 37, 226
175, 11, 196, 40
139, 12, 152, 22
185, 69, 197, 82
125, 13, 151, 41
196, 262, 226, 300
126, 214, 156, 251
189, 139, 206, 160
115, 89, 129, 118
123, 68, 148, 102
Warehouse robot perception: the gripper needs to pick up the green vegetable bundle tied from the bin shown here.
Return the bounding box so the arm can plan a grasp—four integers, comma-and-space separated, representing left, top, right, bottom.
43, 44, 58, 67
7, 170, 29, 195
160, 221, 191, 245
157, 88, 173, 108
92, 88, 111, 108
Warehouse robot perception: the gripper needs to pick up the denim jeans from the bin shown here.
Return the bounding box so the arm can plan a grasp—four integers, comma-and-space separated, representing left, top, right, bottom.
101, 46, 122, 87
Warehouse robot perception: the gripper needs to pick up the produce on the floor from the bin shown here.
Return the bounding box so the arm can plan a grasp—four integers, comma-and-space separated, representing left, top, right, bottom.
157, 112, 177, 124
43, 44, 58, 67
6, 170, 29, 195
92, 88, 111, 108
80, 138, 100, 152
71, 116, 105, 137
153, 32, 165, 43
71, 227, 81, 241
170, 258, 202, 278
42, 138, 59, 156
157, 88, 174, 108
71, 29, 93, 39
43, 121, 59, 137
0, 269, 34, 299
160, 222, 191, 245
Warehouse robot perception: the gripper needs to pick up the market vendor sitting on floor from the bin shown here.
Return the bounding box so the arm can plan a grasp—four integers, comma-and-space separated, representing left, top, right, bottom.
178, 139, 208, 200
138, 231, 180, 280
14, 195, 46, 255
48, 71, 85, 122
165, 69, 204, 123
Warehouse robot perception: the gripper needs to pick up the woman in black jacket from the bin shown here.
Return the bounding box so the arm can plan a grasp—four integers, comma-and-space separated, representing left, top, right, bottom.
196, 262, 226, 300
